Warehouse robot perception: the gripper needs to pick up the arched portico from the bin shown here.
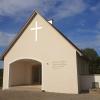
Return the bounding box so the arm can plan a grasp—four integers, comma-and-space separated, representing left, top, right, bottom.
9, 59, 42, 90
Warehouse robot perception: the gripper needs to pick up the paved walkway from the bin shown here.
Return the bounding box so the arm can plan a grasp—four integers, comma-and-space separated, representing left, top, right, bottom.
0, 90, 100, 100
9, 85, 41, 91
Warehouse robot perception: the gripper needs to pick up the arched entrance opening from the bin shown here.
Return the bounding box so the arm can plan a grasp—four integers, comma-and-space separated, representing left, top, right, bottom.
9, 59, 42, 91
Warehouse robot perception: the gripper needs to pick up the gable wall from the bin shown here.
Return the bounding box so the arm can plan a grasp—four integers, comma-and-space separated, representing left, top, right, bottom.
3, 14, 79, 94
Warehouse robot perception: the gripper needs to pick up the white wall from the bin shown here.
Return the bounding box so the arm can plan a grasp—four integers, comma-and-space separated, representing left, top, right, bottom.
9, 62, 33, 86
80, 75, 100, 91
3, 13, 79, 94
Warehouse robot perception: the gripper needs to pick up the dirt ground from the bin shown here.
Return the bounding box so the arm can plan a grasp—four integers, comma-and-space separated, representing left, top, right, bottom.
0, 90, 100, 100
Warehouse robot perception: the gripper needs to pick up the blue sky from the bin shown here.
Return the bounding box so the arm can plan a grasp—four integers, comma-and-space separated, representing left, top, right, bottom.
0, 0, 100, 68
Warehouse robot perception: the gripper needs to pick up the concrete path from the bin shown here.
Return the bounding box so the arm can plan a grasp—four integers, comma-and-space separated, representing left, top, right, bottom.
0, 90, 100, 100
9, 85, 41, 91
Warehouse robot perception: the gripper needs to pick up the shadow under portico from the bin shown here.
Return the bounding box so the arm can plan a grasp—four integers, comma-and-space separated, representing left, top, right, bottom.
9, 59, 42, 91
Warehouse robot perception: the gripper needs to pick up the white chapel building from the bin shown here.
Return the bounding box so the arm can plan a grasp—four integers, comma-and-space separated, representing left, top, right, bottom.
0, 11, 94, 94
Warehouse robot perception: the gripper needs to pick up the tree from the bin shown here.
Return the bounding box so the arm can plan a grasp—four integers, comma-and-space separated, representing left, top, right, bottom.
82, 48, 100, 74
82, 48, 98, 61
92, 57, 100, 74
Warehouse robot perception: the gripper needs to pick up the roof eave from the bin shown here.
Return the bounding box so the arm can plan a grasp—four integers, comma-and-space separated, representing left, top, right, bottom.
1, 10, 84, 60
1, 11, 37, 60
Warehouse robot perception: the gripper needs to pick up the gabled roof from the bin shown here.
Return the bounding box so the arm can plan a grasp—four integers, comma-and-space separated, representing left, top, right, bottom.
0, 11, 84, 60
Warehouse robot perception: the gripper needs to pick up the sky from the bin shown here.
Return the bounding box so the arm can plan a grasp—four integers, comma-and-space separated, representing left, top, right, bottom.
0, 0, 100, 68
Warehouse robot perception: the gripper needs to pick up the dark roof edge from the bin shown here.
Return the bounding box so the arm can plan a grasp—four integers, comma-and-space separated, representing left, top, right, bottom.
0, 11, 37, 60
36, 11, 84, 56
51, 24, 83, 55
0, 10, 84, 60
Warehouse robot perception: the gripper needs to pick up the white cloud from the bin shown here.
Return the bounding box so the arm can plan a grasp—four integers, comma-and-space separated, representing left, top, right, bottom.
68, 28, 100, 54
49, 0, 87, 20
96, 21, 100, 29
74, 33, 100, 54
90, 3, 100, 14
0, 0, 87, 20
0, 0, 38, 16
90, 6, 98, 12
96, 33, 100, 46
0, 32, 15, 47
77, 28, 100, 34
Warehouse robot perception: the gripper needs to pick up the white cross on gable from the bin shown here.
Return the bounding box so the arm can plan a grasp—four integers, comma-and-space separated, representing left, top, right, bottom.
30, 21, 42, 41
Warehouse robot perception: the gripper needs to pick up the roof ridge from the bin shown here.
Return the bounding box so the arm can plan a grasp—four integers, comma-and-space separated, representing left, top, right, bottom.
0, 10, 83, 60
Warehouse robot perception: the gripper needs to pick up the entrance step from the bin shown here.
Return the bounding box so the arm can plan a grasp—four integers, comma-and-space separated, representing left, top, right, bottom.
9, 85, 41, 91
